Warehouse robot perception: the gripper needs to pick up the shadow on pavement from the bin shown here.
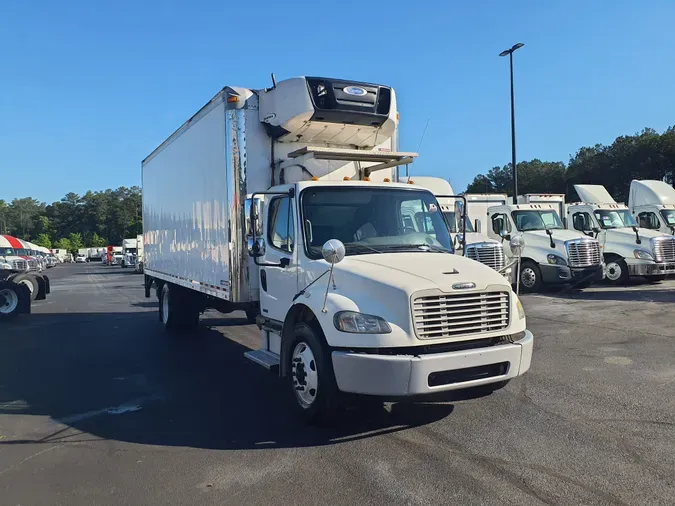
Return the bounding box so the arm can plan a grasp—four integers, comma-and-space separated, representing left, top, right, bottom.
0, 311, 461, 451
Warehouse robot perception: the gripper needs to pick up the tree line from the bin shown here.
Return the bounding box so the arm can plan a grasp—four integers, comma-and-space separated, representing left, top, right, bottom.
465, 127, 675, 201
0, 186, 141, 253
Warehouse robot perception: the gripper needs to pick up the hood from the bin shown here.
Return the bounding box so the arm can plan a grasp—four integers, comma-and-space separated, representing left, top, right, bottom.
336, 252, 509, 293
463, 232, 501, 246
519, 229, 591, 243
602, 227, 668, 242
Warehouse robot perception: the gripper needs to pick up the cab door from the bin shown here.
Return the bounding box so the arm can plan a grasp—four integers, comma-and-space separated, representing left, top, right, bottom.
258, 194, 298, 324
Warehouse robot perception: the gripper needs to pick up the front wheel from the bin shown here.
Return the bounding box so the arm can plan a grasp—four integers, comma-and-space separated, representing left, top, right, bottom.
0, 282, 24, 320
287, 323, 339, 425
604, 258, 629, 285
519, 261, 543, 293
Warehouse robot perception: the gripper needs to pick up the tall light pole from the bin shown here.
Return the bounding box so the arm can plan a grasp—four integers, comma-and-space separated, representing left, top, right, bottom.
499, 42, 524, 204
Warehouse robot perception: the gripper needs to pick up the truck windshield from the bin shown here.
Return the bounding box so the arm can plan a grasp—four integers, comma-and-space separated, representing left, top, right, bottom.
301, 187, 453, 258
0, 247, 15, 256
660, 210, 675, 227
594, 209, 637, 229
512, 210, 563, 231
14, 248, 28, 256
442, 211, 475, 233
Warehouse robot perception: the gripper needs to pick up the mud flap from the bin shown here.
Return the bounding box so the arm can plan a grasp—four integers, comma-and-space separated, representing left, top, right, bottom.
17, 283, 31, 314
34, 275, 47, 301
43, 274, 50, 295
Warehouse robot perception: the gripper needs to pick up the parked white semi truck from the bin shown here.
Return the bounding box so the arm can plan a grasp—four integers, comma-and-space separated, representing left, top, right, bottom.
142, 75, 533, 423
569, 184, 675, 283
403, 177, 509, 277
121, 238, 138, 268
485, 196, 603, 292
0, 235, 51, 301
628, 179, 675, 235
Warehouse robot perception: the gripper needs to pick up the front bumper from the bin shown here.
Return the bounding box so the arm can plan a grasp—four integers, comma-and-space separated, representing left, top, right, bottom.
331, 330, 533, 396
628, 261, 675, 276
540, 264, 603, 285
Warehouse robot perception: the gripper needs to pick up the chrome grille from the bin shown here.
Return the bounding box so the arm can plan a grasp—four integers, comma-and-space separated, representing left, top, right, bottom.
653, 237, 675, 262
11, 260, 27, 271
27, 259, 38, 271
466, 243, 505, 271
566, 240, 601, 267
412, 291, 510, 340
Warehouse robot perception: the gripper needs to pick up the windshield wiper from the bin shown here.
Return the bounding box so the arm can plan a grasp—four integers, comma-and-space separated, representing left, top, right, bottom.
344, 244, 383, 255
379, 244, 452, 253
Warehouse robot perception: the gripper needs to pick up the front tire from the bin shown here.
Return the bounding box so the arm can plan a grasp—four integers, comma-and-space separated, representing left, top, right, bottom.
0, 282, 24, 321
604, 257, 629, 285
287, 323, 339, 425
519, 261, 543, 293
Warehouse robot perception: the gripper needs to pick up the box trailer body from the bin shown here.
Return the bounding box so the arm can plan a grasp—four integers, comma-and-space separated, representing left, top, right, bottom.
135, 234, 144, 273
142, 76, 533, 422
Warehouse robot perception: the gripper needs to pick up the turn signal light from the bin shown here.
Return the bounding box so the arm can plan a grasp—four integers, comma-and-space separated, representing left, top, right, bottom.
407, 179, 415, 184
227, 96, 238, 103
363, 177, 371, 181
383, 178, 391, 182
343, 177, 351, 181
311, 176, 319, 181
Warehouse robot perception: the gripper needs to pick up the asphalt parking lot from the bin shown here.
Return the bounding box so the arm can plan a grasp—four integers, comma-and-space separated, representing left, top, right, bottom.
1, 264, 674, 505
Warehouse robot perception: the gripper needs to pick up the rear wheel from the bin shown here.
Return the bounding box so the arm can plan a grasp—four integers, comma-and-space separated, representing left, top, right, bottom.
604, 257, 629, 285
159, 283, 199, 333
287, 323, 339, 425
519, 261, 543, 293
9, 274, 39, 301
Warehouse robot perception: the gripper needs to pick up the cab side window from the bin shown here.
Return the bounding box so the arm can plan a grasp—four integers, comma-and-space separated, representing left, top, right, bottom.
638, 212, 659, 230
572, 212, 593, 231
491, 213, 510, 235
268, 197, 294, 253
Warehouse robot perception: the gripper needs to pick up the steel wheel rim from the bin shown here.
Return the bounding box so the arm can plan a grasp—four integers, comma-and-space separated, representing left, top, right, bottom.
162, 287, 169, 323
0, 288, 19, 314
291, 342, 318, 408
521, 267, 537, 288
606, 262, 621, 281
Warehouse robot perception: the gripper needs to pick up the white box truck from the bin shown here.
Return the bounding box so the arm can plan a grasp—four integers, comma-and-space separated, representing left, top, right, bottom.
569, 184, 675, 283
142, 75, 533, 423
628, 179, 675, 235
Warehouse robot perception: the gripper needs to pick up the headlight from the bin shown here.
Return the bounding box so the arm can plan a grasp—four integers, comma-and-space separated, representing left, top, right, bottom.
514, 295, 525, 320
547, 254, 567, 266
633, 249, 654, 261
0, 262, 12, 270
333, 311, 392, 334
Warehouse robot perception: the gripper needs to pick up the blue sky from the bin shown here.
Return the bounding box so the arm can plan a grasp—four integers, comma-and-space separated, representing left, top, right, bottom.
1, 0, 674, 203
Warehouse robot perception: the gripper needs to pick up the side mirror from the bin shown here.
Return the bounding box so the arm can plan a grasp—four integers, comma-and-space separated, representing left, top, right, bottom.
321, 239, 345, 265
248, 237, 266, 257
592, 227, 601, 234
245, 197, 264, 238
474, 219, 481, 233
499, 229, 511, 241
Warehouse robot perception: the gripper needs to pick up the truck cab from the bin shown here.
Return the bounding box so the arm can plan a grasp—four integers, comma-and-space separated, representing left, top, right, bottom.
121, 238, 138, 268
628, 179, 675, 236
402, 177, 509, 278
486, 201, 603, 292
570, 184, 675, 283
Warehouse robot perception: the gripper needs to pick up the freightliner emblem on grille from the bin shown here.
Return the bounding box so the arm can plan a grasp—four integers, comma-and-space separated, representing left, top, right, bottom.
452, 282, 476, 290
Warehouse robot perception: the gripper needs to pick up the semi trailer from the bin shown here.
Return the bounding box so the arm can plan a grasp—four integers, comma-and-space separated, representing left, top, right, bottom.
142, 75, 533, 423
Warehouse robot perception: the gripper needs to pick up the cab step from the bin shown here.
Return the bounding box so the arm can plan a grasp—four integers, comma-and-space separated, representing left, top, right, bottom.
244, 349, 280, 372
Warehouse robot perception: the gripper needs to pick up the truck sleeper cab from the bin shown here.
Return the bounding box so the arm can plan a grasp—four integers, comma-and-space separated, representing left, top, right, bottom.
487, 203, 603, 292
629, 179, 675, 236
142, 75, 534, 423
